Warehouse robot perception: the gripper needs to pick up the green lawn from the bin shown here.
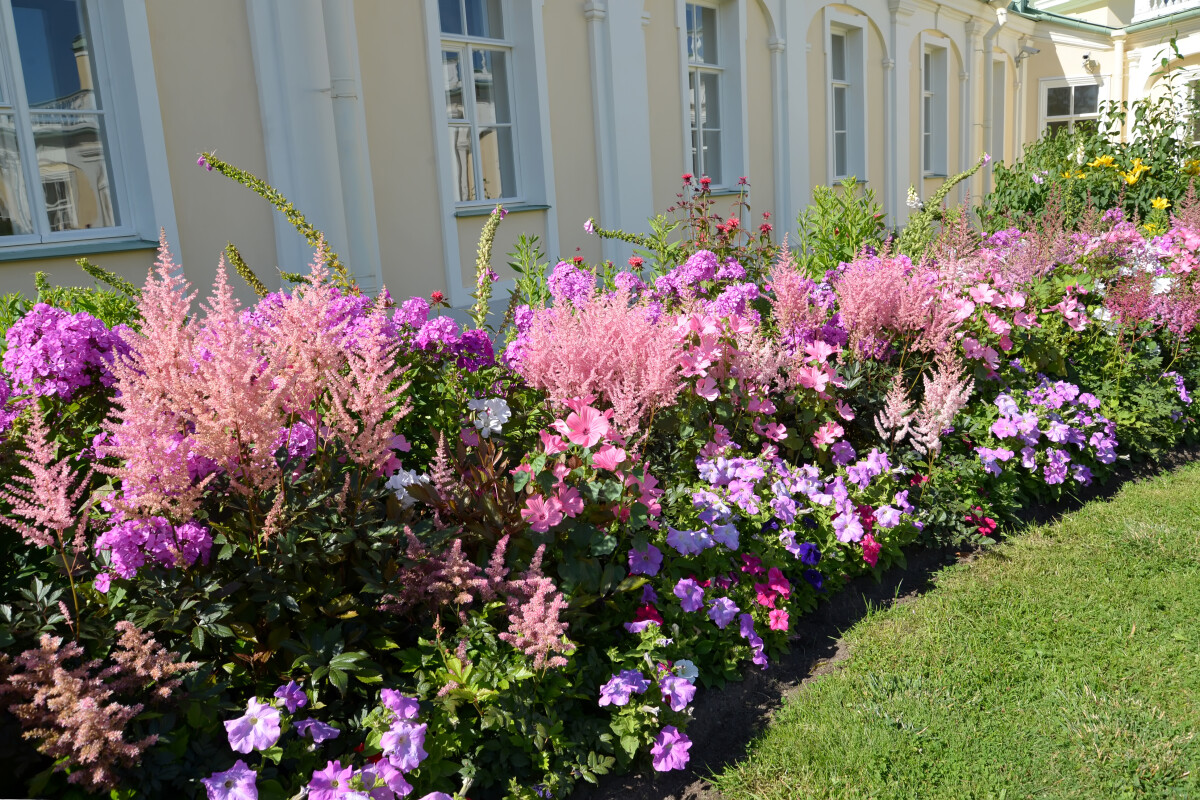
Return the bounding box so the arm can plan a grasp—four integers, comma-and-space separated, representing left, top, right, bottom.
713, 464, 1200, 800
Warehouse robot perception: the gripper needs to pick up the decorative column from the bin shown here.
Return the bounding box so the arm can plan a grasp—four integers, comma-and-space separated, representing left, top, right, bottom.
887, 0, 915, 226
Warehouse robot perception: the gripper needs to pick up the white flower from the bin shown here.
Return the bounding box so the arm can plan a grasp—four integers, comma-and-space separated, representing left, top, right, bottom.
905, 186, 924, 210
673, 659, 699, 684
468, 397, 511, 438
1153, 276, 1174, 295
386, 468, 429, 507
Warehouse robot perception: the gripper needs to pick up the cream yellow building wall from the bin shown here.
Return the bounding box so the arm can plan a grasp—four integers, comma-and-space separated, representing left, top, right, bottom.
1021, 34, 1115, 143
545, 0, 602, 267
645, 1, 687, 217
746, 0, 775, 227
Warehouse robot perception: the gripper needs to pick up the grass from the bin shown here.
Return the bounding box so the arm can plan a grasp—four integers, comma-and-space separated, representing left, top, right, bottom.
712, 464, 1200, 800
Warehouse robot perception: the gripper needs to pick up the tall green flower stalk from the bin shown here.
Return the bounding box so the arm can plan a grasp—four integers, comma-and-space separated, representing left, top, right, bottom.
470, 204, 505, 329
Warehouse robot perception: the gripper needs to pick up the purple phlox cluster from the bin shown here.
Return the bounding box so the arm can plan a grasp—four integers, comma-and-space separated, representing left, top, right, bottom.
666, 526, 714, 556
547, 260, 596, 306
674, 578, 705, 612
412, 316, 460, 352
394, 295, 430, 331
654, 250, 718, 300
0, 373, 25, 437
502, 303, 538, 367
651, 725, 692, 771
224, 697, 282, 753
202, 759, 258, 800
94, 516, 212, 580
273, 680, 307, 713
613, 270, 647, 294
716, 257, 746, 281
275, 421, 318, 464
658, 675, 696, 712
628, 543, 664, 576
598, 669, 651, 706
3, 304, 129, 399
703, 282, 760, 321
295, 718, 341, 743
708, 596, 740, 628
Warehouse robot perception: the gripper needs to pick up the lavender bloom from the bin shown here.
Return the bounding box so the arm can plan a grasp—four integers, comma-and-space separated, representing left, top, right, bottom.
628, 544, 664, 576
613, 271, 647, 293
457, 328, 495, 372
380, 689, 420, 720
666, 526, 714, 556
598, 670, 651, 706
1044, 448, 1071, 484
3, 304, 128, 399
894, 490, 915, 515
831, 441, 856, 465
202, 759, 258, 800
294, 718, 341, 744
659, 675, 697, 712
651, 725, 692, 771
641, 584, 658, 604
991, 417, 1020, 438
307, 761, 353, 800
273, 681, 307, 714
674, 578, 705, 612
833, 510, 864, 543
395, 296, 431, 330
224, 698, 282, 753
413, 316, 461, 352
381, 720, 428, 771
874, 505, 902, 529
547, 260, 596, 306
708, 597, 740, 628
711, 522, 740, 550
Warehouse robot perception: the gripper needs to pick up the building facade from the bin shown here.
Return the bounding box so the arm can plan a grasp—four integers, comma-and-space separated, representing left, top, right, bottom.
0, 0, 1196, 305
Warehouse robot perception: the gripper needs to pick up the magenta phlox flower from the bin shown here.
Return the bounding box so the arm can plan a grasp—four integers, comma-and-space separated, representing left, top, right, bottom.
547, 260, 596, 306
273, 681, 307, 713
598, 669, 651, 706
674, 578, 704, 612
628, 544, 663, 576
3, 304, 128, 399
224, 698, 281, 753
382, 721, 428, 772
202, 759, 258, 800
553, 405, 610, 448
659, 675, 697, 711
308, 760, 354, 800
651, 726, 692, 771
708, 597, 739, 628
294, 718, 341, 743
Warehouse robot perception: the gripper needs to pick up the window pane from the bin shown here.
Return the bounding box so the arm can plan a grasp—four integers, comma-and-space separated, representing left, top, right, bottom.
439, 0, 464, 35
1046, 86, 1071, 117
834, 132, 847, 177
1074, 118, 1098, 136
923, 94, 931, 132
831, 34, 845, 82
478, 126, 515, 200
688, 70, 697, 129
833, 85, 846, 132
465, 0, 503, 39
472, 49, 510, 125
703, 128, 721, 184
1047, 120, 1069, 136
32, 111, 116, 230
691, 126, 701, 178
699, 71, 719, 128
923, 53, 931, 91
1073, 84, 1099, 115
449, 125, 475, 202
924, 131, 932, 173
697, 6, 717, 64
0, 114, 33, 235
13, 0, 100, 110
443, 50, 465, 119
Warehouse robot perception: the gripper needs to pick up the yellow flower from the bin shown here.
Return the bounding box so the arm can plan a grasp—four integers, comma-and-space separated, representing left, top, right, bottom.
1074, 171, 1086, 180
1119, 160, 1150, 185
1087, 154, 1116, 168
1152, 197, 1170, 210
1061, 170, 1074, 179
1186, 159, 1200, 176
1143, 222, 1163, 236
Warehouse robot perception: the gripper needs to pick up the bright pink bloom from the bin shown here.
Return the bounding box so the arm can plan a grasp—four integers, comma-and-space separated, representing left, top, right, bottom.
862, 533, 882, 567
765, 567, 791, 599
592, 444, 627, 470
810, 421, 843, 447
520, 494, 564, 533
540, 429, 569, 454
836, 399, 856, 420
557, 485, 584, 518
554, 406, 610, 448
768, 608, 790, 631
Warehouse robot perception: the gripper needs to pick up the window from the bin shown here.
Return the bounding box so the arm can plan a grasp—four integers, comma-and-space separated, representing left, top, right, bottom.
825, 15, 865, 183
1043, 79, 1101, 136
686, 2, 722, 184
439, 0, 517, 204
0, 0, 121, 241
922, 44, 948, 176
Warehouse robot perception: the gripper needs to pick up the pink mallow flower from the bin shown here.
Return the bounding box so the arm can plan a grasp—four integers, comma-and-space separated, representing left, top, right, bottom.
651, 725, 693, 771
592, 444, 627, 470
521, 494, 564, 533
202, 760, 258, 800
810, 421, 844, 447
862, 533, 882, 567
553, 406, 610, 448
224, 698, 281, 754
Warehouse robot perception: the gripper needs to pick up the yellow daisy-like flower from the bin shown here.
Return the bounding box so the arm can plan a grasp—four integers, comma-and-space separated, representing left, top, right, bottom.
1087, 154, 1116, 168
1152, 197, 1171, 210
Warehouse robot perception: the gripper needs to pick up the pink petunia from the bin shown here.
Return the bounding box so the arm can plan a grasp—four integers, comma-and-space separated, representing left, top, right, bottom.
768, 608, 790, 631
862, 533, 882, 567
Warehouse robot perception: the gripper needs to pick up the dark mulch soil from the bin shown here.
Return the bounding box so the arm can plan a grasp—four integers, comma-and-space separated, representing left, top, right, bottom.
574, 446, 1200, 800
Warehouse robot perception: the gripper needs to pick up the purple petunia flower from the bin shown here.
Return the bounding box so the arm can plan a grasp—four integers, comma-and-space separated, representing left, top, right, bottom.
651, 726, 692, 771
381, 721, 428, 772
797, 542, 822, 566
831, 441, 856, 465
628, 544, 663, 576
659, 675, 697, 712
273, 681, 307, 714
380, 689, 421, 720
202, 759, 258, 800
307, 760, 353, 800
294, 718, 341, 744
708, 597, 740, 629
224, 698, 281, 754
674, 578, 705, 612
598, 670, 651, 706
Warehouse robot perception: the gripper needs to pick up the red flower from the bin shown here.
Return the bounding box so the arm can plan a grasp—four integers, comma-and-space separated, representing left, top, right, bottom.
573, 256, 584, 265
628, 256, 644, 269
700, 176, 712, 187
430, 290, 445, 305
682, 173, 694, 184
634, 604, 664, 624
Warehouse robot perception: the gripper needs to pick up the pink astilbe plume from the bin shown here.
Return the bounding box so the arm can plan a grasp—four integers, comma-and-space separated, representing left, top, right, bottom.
518, 291, 682, 434
911, 351, 974, 457
0, 404, 91, 550
874, 374, 914, 446
768, 240, 827, 339
834, 251, 957, 355
0, 625, 195, 792
498, 545, 575, 670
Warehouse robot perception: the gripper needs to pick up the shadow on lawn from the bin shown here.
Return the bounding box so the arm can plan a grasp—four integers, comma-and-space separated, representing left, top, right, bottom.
574, 446, 1200, 800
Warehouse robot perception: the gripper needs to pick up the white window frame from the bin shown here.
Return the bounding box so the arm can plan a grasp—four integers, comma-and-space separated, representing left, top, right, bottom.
438, 0, 520, 207
824, 9, 866, 185
920, 36, 948, 177
1039, 75, 1106, 136
676, 0, 747, 191
0, 0, 176, 257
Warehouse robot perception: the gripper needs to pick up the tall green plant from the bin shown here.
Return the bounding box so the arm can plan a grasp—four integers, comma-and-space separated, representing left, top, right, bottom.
793, 178, 886, 276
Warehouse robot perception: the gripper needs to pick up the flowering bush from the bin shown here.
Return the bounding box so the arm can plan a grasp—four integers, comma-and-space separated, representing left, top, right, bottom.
1, 153, 1199, 800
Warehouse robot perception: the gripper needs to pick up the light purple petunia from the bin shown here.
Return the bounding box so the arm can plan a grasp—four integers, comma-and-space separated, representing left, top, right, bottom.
659, 675, 697, 712
708, 597, 740, 629
201, 759, 258, 800
598, 670, 651, 707
273, 681, 307, 714
224, 698, 281, 754
651, 726, 693, 771
307, 760, 353, 800
674, 578, 705, 612
382, 721, 429, 772
381, 689, 421, 720
294, 718, 341, 744
628, 544, 664, 576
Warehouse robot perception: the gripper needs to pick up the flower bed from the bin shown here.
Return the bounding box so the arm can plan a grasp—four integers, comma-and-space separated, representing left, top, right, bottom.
0, 159, 1198, 800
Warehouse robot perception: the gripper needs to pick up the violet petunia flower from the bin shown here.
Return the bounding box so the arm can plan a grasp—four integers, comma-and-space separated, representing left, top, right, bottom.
202, 760, 258, 800
659, 675, 697, 711
674, 578, 704, 612
628, 544, 663, 576
224, 698, 281, 754
382, 721, 429, 772
380, 689, 421, 720
651, 726, 693, 771
598, 670, 651, 706
273, 681, 307, 714
294, 718, 341, 743
307, 760, 353, 800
